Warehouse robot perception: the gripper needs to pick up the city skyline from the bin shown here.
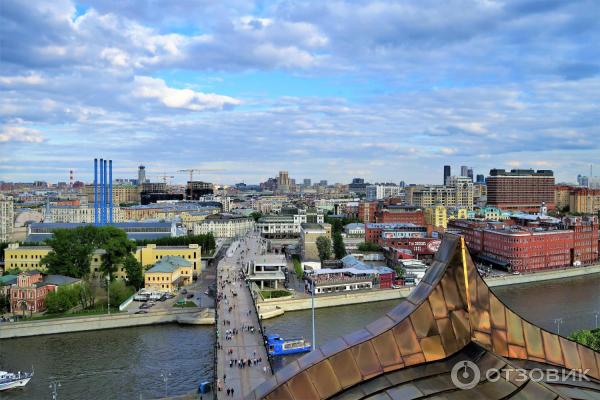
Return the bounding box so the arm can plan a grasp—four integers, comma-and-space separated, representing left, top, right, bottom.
1, 1, 599, 184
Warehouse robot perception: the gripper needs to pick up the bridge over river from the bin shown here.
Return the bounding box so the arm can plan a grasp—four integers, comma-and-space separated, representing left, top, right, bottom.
215, 233, 271, 398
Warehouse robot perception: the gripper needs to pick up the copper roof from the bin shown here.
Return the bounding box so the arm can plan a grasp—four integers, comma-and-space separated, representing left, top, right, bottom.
250, 234, 600, 399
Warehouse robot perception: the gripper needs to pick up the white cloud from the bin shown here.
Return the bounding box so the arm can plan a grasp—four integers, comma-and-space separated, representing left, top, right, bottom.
132, 76, 241, 111
0, 73, 45, 86
0, 124, 45, 143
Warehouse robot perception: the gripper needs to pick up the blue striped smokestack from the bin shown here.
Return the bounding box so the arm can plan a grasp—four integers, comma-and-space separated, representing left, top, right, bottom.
94, 158, 98, 225
109, 160, 113, 224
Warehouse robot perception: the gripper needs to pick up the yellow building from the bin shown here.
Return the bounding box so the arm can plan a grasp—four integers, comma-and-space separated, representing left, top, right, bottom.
554, 185, 572, 210
144, 256, 192, 291
424, 205, 447, 229
4, 243, 112, 277
300, 223, 332, 261
4, 244, 53, 272
447, 207, 468, 220
135, 244, 201, 276
4, 243, 201, 279
569, 188, 600, 214
83, 184, 140, 206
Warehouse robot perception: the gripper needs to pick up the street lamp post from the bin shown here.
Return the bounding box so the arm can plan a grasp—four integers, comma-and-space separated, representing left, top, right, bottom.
49, 380, 61, 400
554, 318, 564, 335
106, 275, 111, 315
160, 371, 171, 397
594, 311, 599, 329
311, 281, 316, 351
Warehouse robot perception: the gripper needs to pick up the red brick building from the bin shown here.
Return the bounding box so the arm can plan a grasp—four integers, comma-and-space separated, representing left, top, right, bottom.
10, 271, 57, 314
365, 223, 428, 243
365, 223, 441, 259
375, 205, 425, 225
564, 216, 599, 265
487, 169, 555, 212
358, 201, 378, 223
448, 216, 599, 272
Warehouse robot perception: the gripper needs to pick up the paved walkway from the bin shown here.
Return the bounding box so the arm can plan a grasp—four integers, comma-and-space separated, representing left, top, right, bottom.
215, 232, 271, 399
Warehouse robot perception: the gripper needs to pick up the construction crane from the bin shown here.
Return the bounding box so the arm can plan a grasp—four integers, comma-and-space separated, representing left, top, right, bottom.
177, 168, 222, 200
178, 169, 205, 183
154, 173, 174, 185
177, 168, 224, 182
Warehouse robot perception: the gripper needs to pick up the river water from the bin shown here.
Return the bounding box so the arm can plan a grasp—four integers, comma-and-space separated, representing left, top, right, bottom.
263, 274, 600, 371
0, 325, 214, 400
1, 274, 599, 399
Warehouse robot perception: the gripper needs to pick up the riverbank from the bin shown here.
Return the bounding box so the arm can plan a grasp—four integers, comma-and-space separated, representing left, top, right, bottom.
257, 263, 600, 318
485, 263, 600, 287
0, 308, 215, 339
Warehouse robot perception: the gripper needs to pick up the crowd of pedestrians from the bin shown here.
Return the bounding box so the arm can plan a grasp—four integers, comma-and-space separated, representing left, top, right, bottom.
216, 233, 271, 398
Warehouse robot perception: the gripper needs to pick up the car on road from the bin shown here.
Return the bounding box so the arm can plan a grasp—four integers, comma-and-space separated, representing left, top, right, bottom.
186, 293, 194, 299
134, 310, 148, 314
181, 289, 188, 295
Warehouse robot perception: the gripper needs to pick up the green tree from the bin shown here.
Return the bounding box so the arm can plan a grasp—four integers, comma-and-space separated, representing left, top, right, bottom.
76, 280, 96, 309
123, 255, 144, 290
570, 329, 600, 351
0, 242, 8, 262
316, 236, 332, 262
100, 233, 136, 278
357, 242, 381, 252
292, 256, 304, 279
109, 280, 134, 307
41, 225, 137, 278
45, 286, 79, 314
0, 293, 9, 313
333, 232, 346, 259
42, 228, 95, 278
250, 211, 263, 222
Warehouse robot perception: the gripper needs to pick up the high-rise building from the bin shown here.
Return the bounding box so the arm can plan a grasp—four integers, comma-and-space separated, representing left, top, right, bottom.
486, 169, 555, 211
476, 174, 485, 184
467, 167, 474, 181
460, 165, 469, 177
186, 181, 213, 200
138, 165, 146, 185
569, 188, 600, 214
349, 178, 368, 196
366, 184, 401, 201
319, 180, 328, 186
277, 171, 290, 192
0, 194, 14, 242
443, 165, 451, 185
446, 176, 474, 209
303, 178, 311, 187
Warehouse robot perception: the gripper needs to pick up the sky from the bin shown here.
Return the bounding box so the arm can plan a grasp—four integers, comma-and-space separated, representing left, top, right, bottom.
1, 0, 599, 185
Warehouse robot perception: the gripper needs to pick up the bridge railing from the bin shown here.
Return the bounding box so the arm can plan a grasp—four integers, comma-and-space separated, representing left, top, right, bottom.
248, 280, 275, 373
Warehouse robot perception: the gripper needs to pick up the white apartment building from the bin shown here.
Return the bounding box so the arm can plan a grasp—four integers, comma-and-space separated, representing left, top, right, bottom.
366, 184, 401, 201
257, 215, 298, 239
0, 194, 14, 242
252, 196, 288, 214
446, 176, 474, 209
411, 176, 474, 210
193, 214, 255, 238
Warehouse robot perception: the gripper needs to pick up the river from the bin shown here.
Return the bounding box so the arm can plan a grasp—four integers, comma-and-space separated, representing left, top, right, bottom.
1, 274, 599, 399
0, 324, 214, 400
263, 274, 600, 371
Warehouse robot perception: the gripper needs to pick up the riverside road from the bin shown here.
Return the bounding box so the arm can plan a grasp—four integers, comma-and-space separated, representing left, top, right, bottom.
215, 232, 271, 399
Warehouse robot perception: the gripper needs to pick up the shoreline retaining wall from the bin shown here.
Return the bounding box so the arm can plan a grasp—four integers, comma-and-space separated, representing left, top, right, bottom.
259, 264, 600, 315
0, 308, 212, 339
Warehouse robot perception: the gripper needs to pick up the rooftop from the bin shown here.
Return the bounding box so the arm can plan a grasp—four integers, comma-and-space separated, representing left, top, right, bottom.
254, 254, 287, 266
146, 256, 191, 273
